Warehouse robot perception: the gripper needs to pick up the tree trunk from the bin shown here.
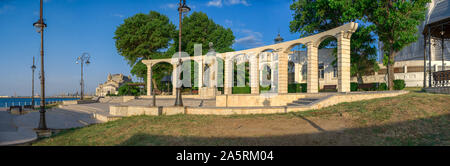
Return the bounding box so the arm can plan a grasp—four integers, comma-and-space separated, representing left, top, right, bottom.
387, 51, 396, 90
152, 78, 158, 90
357, 73, 364, 84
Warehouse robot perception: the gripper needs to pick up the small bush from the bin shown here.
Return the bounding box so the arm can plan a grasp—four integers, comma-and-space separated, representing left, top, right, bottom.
232, 86, 251, 94
377, 83, 387, 91
394, 79, 406, 90
260, 85, 271, 92
351, 82, 359, 91
299, 83, 307, 92
288, 83, 307, 93
288, 84, 298, 93
118, 84, 141, 96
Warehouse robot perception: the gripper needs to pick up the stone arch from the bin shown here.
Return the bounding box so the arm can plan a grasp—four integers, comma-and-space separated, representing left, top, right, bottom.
316, 35, 338, 90
284, 42, 308, 53
230, 53, 250, 94
314, 34, 337, 48
150, 61, 173, 95
179, 59, 199, 94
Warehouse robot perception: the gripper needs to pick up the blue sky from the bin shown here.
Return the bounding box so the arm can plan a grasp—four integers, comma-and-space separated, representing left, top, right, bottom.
0, 0, 315, 96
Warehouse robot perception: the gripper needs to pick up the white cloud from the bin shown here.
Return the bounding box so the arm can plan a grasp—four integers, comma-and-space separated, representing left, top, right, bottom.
224, 19, 233, 26
207, 0, 222, 7
112, 13, 124, 18
234, 29, 264, 49
161, 3, 178, 9
207, 0, 250, 7
226, 0, 249, 6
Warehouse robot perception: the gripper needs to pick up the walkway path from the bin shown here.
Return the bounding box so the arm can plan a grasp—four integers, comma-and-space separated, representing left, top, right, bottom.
0, 108, 101, 146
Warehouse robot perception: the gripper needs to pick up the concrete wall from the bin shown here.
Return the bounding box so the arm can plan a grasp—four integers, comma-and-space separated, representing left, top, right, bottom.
108, 91, 408, 117
424, 87, 450, 94
215, 93, 306, 107
99, 96, 137, 103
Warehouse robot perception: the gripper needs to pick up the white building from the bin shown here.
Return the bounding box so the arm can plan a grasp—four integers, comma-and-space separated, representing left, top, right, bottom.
95, 73, 132, 96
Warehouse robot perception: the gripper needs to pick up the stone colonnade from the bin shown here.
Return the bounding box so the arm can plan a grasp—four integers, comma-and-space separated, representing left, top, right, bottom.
143, 22, 358, 96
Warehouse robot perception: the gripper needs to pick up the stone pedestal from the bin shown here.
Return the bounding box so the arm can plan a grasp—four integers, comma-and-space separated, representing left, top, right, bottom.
199, 87, 218, 99
34, 129, 52, 138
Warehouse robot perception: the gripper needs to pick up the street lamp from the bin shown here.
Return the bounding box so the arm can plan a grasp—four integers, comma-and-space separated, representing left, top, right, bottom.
76, 53, 91, 100
31, 57, 36, 108
33, 0, 48, 131
174, 0, 190, 106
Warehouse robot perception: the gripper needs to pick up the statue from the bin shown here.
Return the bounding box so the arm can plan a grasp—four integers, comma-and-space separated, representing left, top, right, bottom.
208, 42, 215, 53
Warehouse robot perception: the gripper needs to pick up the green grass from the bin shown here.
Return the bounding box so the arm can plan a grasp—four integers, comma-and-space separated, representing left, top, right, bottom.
33, 92, 450, 146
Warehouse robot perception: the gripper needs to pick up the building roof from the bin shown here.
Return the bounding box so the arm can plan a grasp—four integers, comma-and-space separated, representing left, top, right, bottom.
423, 0, 450, 39
428, 0, 450, 25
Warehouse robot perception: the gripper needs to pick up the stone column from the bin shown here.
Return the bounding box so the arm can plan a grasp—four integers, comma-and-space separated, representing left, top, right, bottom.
197, 59, 203, 88
278, 52, 289, 94
295, 63, 301, 83
224, 59, 232, 95
250, 54, 260, 94
147, 63, 152, 96
172, 63, 178, 96
337, 31, 351, 92
307, 42, 319, 93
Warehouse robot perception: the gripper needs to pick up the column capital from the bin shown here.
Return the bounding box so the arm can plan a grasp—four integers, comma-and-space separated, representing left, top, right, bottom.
336, 30, 353, 40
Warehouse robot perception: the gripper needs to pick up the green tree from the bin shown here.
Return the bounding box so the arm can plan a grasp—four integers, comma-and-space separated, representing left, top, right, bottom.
172, 12, 235, 56
347, 25, 379, 84
114, 11, 176, 82
362, 0, 429, 90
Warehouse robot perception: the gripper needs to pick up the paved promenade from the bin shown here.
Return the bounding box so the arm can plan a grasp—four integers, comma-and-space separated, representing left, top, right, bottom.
0, 108, 101, 146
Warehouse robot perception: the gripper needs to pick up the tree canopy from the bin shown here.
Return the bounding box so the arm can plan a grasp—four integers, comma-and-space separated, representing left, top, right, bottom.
114, 11, 235, 92
173, 12, 235, 56
114, 11, 176, 66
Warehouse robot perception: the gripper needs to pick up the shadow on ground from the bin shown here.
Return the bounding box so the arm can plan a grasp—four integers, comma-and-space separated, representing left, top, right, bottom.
117, 114, 449, 146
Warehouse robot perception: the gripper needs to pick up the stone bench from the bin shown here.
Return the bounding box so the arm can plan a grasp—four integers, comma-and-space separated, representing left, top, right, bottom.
322, 85, 337, 91
358, 83, 375, 90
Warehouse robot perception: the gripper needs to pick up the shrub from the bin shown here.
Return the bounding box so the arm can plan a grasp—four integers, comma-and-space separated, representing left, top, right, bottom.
350, 82, 359, 91
260, 85, 271, 92
118, 84, 141, 96
394, 79, 406, 90
299, 83, 307, 92
232, 86, 251, 94
106, 93, 118, 96
377, 83, 387, 91
288, 83, 307, 93
288, 84, 298, 93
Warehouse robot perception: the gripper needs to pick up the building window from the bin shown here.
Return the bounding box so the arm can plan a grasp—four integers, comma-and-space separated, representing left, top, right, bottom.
318, 63, 324, 79
333, 63, 338, 78
302, 63, 307, 80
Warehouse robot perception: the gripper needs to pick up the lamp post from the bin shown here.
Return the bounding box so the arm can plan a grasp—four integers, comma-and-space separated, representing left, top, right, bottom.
76, 53, 91, 100
33, 0, 47, 130
174, 0, 190, 106
441, 26, 445, 71
31, 57, 36, 108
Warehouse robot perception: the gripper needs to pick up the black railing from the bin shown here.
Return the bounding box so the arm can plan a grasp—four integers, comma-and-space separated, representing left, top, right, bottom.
432, 70, 450, 87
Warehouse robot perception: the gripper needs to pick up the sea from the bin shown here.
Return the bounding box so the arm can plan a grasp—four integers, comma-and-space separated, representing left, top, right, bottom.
0, 97, 79, 108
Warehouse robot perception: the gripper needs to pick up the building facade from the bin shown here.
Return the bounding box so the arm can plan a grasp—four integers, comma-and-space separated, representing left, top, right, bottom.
95, 73, 132, 96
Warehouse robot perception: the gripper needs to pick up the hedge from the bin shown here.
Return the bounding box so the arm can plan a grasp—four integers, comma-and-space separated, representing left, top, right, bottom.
288, 83, 307, 93
394, 79, 406, 90
232, 86, 251, 94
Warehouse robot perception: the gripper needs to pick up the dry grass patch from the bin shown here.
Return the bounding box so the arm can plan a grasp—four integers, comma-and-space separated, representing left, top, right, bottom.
33, 92, 450, 146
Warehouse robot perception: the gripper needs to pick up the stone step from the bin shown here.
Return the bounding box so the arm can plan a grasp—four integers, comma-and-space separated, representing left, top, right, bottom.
292, 101, 314, 105
92, 113, 123, 122
287, 97, 325, 106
